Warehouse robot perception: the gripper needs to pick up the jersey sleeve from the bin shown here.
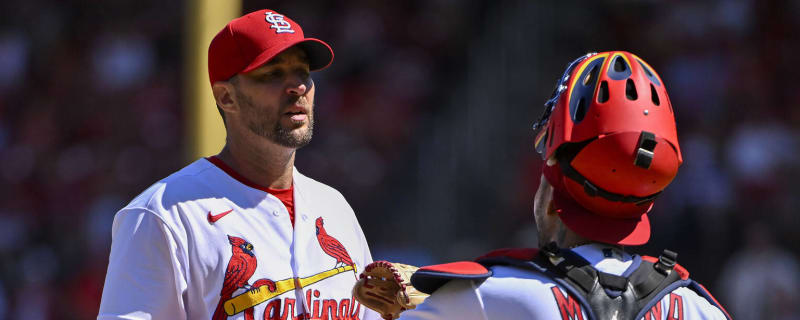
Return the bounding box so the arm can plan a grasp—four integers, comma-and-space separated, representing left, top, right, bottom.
677, 286, 728, 320
97, 209, 188, 320
642, 286, 728, 320
397, 279, 488, 320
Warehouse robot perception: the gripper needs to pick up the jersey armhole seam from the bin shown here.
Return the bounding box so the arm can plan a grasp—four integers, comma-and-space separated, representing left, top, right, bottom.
116, 206, 190, 301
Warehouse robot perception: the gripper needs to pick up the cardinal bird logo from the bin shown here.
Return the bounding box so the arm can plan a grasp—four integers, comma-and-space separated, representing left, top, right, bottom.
315, 217, 354, 269
212, 235, 275, 320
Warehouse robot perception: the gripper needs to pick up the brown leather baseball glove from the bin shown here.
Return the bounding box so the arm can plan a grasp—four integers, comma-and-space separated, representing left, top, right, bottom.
352, 261, 430, 320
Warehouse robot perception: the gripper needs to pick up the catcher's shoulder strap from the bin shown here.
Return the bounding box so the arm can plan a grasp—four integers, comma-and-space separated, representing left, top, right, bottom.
410, 248, 538, 294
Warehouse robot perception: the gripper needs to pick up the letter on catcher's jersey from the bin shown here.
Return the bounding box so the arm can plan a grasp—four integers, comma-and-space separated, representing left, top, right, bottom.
98, 159, 381, 320
397, 245, 727, 320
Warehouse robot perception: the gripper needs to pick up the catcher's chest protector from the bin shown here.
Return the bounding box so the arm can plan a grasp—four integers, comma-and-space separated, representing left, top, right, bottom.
412, 246, 732, 320
519, 245, 684, 320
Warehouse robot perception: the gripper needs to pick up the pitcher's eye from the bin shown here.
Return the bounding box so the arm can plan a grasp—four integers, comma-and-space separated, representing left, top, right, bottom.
292, 68, 310, 83
258, 70, 284, 81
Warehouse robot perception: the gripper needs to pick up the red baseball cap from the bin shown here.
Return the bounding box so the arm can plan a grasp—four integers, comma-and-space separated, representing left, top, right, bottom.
208, 9, 334, 85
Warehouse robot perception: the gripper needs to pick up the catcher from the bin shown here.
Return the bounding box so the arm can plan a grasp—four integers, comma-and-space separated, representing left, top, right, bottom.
353, 51, 732, 320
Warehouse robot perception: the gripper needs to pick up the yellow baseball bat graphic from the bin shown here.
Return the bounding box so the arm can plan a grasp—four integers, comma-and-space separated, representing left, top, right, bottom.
224, 265, 357, 316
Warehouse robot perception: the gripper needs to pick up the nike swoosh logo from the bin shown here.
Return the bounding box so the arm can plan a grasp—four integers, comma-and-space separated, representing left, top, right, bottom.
207, 209, 234, 223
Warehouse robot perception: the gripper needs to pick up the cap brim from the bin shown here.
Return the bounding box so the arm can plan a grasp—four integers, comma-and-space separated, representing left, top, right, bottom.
242, 38, 334, 74
295, 38, 334, 71
551, 185, 651, 246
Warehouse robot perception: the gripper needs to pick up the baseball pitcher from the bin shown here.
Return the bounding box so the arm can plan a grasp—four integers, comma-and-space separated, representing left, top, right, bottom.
98, 9, 381, 320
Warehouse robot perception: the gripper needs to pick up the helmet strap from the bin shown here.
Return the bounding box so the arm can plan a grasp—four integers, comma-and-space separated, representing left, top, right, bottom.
554, 142, 661, 205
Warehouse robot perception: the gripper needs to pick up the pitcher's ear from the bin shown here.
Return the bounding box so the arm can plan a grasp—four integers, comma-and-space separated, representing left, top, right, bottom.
212, 80, 238, 113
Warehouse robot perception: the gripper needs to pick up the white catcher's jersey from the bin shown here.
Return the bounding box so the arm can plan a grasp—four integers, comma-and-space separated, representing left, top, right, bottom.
400, 244, 727, 320
98, 158, 380, 320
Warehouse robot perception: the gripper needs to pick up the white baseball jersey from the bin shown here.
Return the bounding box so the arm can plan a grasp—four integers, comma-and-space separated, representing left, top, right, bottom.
400, 244, 728, 320
98, 158, 380, 320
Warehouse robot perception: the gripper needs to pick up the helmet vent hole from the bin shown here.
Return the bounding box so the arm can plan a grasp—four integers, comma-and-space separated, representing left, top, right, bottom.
598, 81, 609, 103
625, 79, 638, 100
611, 169, 616, 173
613, 57, 627, 72
574, 98, 587, 121
583, 65, 597, 86
650, 84, 660, 106
642, 64, 653, 77
607, 56, 632, 80
637, 60, 661, 86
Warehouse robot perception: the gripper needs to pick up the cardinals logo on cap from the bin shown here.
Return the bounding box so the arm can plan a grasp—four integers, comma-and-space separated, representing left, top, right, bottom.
264, 12, 295, 34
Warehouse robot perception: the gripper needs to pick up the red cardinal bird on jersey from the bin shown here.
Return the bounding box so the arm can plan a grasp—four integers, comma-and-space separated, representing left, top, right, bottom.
212, 235, 259, 320
316, 217, 354, 268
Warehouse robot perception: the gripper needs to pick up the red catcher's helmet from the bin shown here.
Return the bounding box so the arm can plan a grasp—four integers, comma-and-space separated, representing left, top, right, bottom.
533, 51, 682, 245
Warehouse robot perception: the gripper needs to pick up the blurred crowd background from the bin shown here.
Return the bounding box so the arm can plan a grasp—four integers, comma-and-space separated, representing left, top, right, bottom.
0, 0, 798, 319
